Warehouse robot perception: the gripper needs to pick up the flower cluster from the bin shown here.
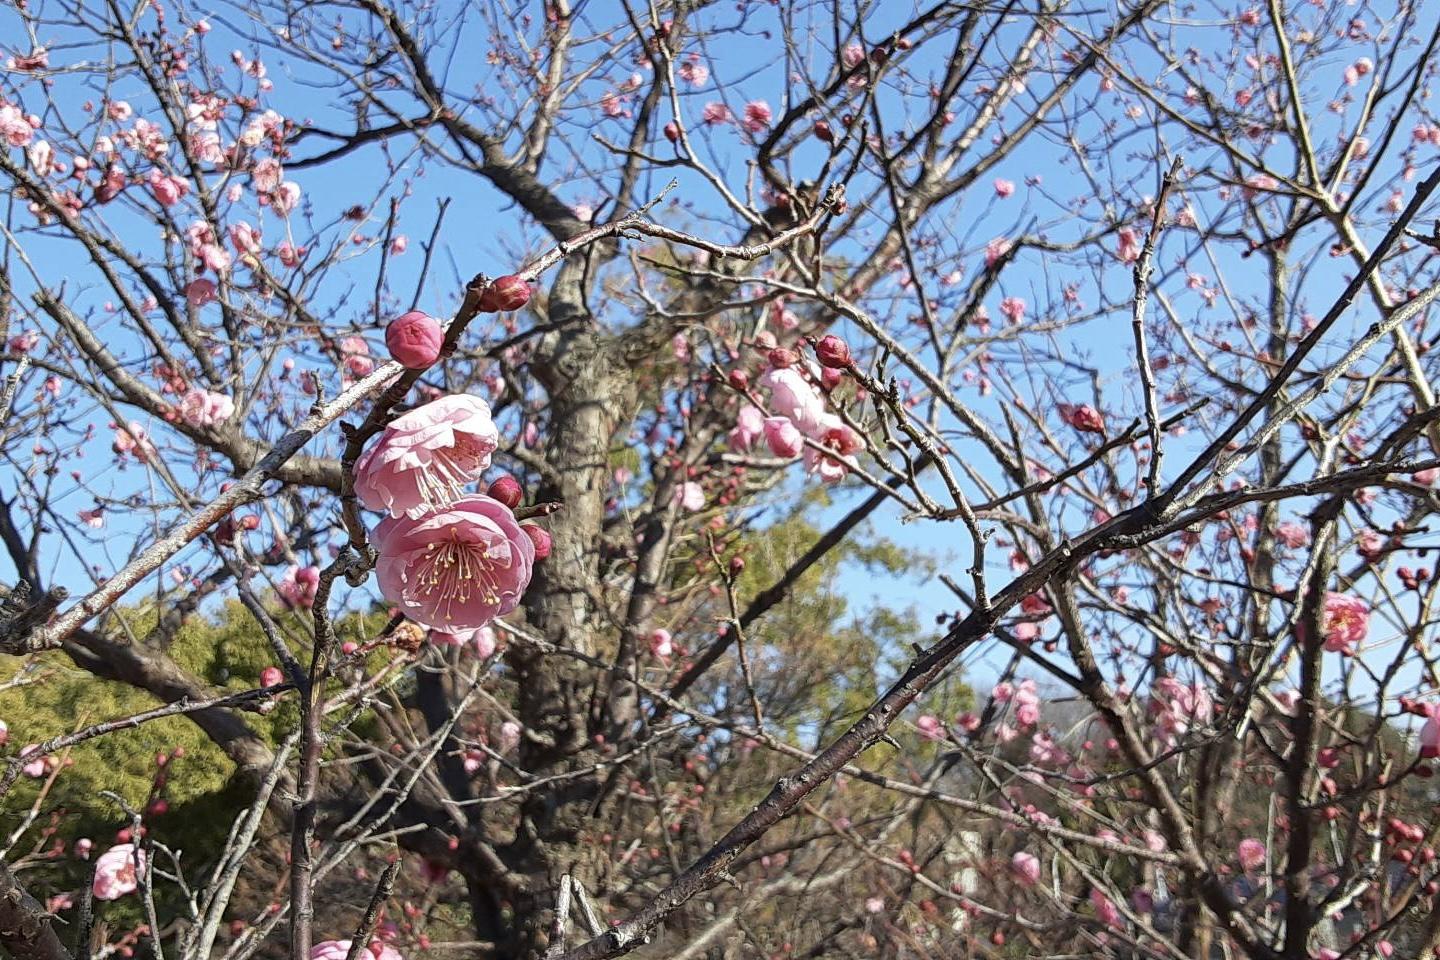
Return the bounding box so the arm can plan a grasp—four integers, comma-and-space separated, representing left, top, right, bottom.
354, 388, 539, 634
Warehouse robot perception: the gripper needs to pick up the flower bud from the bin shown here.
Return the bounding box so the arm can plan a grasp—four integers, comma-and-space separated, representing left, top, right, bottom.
478, 275, 531, 312
767, 347, 797, 369
813, 120, 834, 144
487, 474, 524, 508
259, 666, 284, 687
663, 122, 680, 143
815, 334, 852, 368
728, 555, 745, 577
522, 524, 552, 560
727, 369, 750, 391
385, 310, 444, 369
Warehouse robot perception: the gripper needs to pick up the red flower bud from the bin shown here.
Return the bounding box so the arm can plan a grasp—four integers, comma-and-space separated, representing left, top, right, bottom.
478, 275, 531, 312
385, 310, 445, 369
663, 122, 680, 143
813, 120, 834, 144
815, 334, 852, 369
727, 369, 750, 391
487, 475, 523, 509
522, 524, 552, 560
728, 555, 745, 577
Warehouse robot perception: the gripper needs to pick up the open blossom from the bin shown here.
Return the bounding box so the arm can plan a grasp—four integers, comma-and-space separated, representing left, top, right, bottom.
702, 102, 733, 125
1237, 838, 1266, 871
147, 167, 189, 206
1271, 521, 1309, 548
760, 367, 828, 436
1419, 716, 1440, 759
311, 942, 403, 960
675, 481, 705, 512
763, 416, 804, 458
999, 296, 1026, 323
354, 395, 500, 519
742, 100, 772, 133
1011, 851, 1041, 886
1319, 592, 1368, 654
252, 157, 284, 193
185, 279, 218, 307
650, 628, 673, 658
372, 495, 535, 632
728, 405, 764, 452
178, 388, 234, 427
916, 714, 943, 741
93, 843, 146, 900
113, 421, 156, 462
0, 105, 35, 148
994, 178, 1015, 198
277, 565, 320, 609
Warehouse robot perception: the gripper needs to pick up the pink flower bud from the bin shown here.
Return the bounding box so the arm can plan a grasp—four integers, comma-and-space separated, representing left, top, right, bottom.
259, 666, 284, 687
767, 347, 797, 369
663, 122, 680, 143
813, 120, 834, 143
486, 474, 523, 508
522, 524, 552, 560
728, 369, 750, 391
478, 275, 531, 312
385, 311, 444, 369
814, 334, 852, 369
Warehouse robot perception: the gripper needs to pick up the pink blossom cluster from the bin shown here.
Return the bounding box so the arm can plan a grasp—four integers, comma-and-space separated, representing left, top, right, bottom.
754, 365, 861, 483
354, 395, 537, 632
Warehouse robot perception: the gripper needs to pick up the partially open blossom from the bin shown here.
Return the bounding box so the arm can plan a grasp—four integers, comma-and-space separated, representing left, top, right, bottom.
147, 167, 189, 206
763, 416, 804, 458
1271, 521, 1309, 549
185, 279, 218, 307
994, 178, 1015, 198
521, 524, 551, 560
760, 367, 828, 436
354, 395, 500, 519
372, 495, 535, 631
259, 666, 284, 687
1089, 888, 1120, 927
1011, 851, 1040, 886
277, 565, 320, 609
93, 843, 146, 900
1057, 403, 1105, 435
1420, 716, 1439, 759
385, 311, 445, 369
650, 628, 673, 658
1237, 837, 1266, 871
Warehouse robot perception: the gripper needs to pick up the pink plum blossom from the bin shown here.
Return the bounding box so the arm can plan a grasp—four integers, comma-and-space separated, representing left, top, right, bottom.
178, 389, 235, 427
1011, 851, 1040, 886
742, 101, 772, 133
92, 843, 146, 900
372, 495, 535, 632
1237, 837, 1265, 871
277, 565, 320, 609
354, 395, 500, 519
310, 942, 403, 960
1318, 592, 1368, 654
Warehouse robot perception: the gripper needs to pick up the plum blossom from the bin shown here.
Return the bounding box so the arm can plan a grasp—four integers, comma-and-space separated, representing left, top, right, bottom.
1237, 838, 1266, 871
1090, 888, 1121, 927
92, 843, 146, 900
994, 177, 1015, 198
763, 416, 804, 458
678, 59, 709, 88
372, 495, 535, 631
310, 942, 403, 960
742, 100, 772, 133
1011, 851, 1040, 886
1057, 403, 1105, 434
728, 405, 764, 452
354, 395, 500, 519
1318, 592, 1368, 654
277, 565, 320, 609
185, 279, 218, 307
178, 388, 235, 427
759, 367, 828, 436
650, 629, 673, 658
999, 296, 1026, 323
675, 481, 705, 512
0, 105, 35, 147
702, 102, 733, 125
1271, 521, 1309, 549
1419, 716, 1439, 759
916, 714, 943, 741
147, 167, 189, 206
